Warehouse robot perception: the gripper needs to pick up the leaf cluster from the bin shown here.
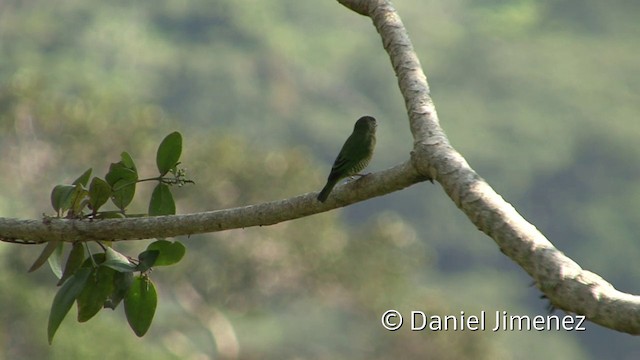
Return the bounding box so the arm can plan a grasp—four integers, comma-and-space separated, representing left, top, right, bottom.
49, 131, 190, 219
44, 239, 185, 343
31, 132, 190, 343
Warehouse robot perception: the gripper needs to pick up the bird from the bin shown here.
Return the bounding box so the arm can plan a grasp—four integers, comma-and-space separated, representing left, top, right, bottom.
317, 116, 377, 202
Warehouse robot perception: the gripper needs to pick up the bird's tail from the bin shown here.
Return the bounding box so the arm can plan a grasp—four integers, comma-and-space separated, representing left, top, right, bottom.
317, 179, 338, 202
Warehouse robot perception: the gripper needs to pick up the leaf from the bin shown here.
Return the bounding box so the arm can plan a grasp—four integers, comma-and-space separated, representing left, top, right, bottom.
105, 161, 138, 211
76, 266, 116, 322
105, 271, 134, 310
146, 240, 186, 266
148, 183, 175, 216
81, 253, 106, 267
156, 131, 182, 176
112, 180, 136, 210
102, 260, 137, 273
102, 247, 137, 273
120, 151, 137, 171
48, 267, 91, 344
105, 247, 129, 263
58, 242, 86, 286
72, 168, 92, 187
136, 250, 159, 272
105, 163, 137, 187
88, 177, 111, 212
29, 240, 62, 273
50, 185, 75, 214
69, 184, 89, 216
47, 242, 65, 278
124, 276, 157, 337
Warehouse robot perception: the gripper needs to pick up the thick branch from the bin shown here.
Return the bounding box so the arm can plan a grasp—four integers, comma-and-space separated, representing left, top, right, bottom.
337, 0, 640, 334
0, 161, 427, 244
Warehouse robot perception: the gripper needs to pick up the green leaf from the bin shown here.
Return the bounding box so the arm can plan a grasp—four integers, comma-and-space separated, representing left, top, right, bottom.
156, 131, 182, 176
58, 242, 86, 286
136, 250, 160, 272
111, 180, 135, 210
76, 266, 116, 322
102, 260, 137, 273
105, 164, 137, 187
102, 247, 137, 273
146, 240, 186, 266
81, 253, 106, 268
105, 271, 134, 310
28, 240, 62, 273
148, 183, 175, 216
120, 151, 137, 171
48, 267, 92, 344
88, 177, 111, 212
105, 247, 129, 263
72, 168, 92, 187
124, 276, 157, 337
69, 184, 89, 216
50, 185, 75, 214
47, 242, 65, 278
105, 161, 138, 211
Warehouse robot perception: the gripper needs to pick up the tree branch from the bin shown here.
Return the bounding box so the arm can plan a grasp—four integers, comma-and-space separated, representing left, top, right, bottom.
0, 160, 428, 244
1, 0, 638, 336
337, 0, 640, 334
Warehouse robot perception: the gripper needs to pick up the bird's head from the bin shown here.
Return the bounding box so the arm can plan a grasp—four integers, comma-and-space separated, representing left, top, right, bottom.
354, 116, 377, 133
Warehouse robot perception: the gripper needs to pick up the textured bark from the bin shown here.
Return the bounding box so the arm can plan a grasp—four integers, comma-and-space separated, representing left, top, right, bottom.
337, 0, 640, 334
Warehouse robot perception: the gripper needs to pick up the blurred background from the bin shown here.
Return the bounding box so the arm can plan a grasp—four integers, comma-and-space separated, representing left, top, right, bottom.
1, 0, 639, 358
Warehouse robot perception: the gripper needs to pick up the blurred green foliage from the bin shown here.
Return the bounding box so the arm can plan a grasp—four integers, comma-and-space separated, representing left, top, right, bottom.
1, 0, 639, 358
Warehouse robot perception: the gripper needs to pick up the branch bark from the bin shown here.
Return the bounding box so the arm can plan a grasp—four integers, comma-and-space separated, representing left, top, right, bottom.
0, 160, 427, 243
337, 0, 640, 335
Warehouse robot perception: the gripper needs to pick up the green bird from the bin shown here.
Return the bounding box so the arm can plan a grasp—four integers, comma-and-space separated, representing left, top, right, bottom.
317, 116, 377, 202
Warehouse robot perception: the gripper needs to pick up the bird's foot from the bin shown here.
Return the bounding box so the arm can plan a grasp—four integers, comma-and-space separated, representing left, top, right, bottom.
350, 172, 371, 179
344, 173, 371, 184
